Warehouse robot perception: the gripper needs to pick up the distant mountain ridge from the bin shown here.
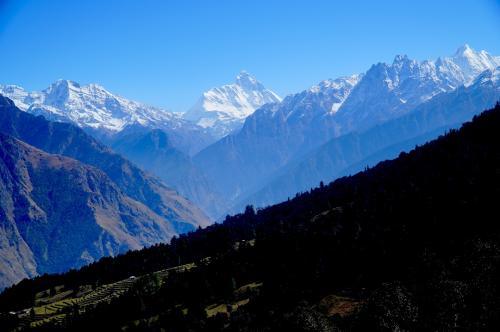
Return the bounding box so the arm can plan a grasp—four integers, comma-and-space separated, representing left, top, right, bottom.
0, 80, 183, 131
1, 45, 498, 220
194, 74, 362, 202
231, 67, 500, 212
335, 44, 500, 133
194, 45, 500, 217
0, 80, 213, 155
109, 126, 227, 219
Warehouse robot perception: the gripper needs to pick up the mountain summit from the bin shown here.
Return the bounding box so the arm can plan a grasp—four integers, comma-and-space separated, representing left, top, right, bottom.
183, 71, 281, 138
447, 43, 500, 83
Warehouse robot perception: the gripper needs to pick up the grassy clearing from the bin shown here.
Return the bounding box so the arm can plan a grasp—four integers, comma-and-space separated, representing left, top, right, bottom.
204, 281, 261, 318
205, 298, 250, 318
234, 282, 262, 296
318, 294, 364, 318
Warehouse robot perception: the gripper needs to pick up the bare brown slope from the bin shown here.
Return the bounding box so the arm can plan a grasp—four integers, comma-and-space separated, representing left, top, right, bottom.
0, 96, 209, 231
0, 133, 177, 289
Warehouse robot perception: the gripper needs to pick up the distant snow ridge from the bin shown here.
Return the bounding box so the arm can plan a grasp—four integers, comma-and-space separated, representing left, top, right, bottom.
183, 71, 281, 138
308, 74, 362, 114
0, 79, 185, 132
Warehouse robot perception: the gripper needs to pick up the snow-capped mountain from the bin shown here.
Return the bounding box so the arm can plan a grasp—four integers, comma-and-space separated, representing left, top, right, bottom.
183, 71, 281, 138
308, 75, 362, 113
438, 44, 500, 85
0, 80, 214, 155
0, 79, 185, 131
194, 74, 362, 201
261, 74, 362, 124
232, 66, 500, 214
195, 45, 500, 218
335, 44, 500, 133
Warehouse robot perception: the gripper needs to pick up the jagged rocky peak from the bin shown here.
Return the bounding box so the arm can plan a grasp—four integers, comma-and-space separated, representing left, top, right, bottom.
235, 70, 264, 90
450, 44, 500, 81
392, 54, 411, 64
42, 79, 77, 105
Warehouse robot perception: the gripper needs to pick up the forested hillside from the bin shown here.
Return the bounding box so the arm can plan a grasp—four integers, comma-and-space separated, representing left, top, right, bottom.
1, 103, 499, 331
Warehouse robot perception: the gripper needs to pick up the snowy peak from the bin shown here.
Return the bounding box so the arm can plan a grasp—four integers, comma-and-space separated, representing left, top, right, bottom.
306, 74, 361, 113
43, 79, 81, 108
0, 84, 39, 110
448, 44, 500, 82
184, 71, 281, 137
235, 70, 263, 90
392, 54, 412, 66
199, 71, 281, 117
309, 74, 361, 93
250, 74, 362, 126
454, 43, 473, 56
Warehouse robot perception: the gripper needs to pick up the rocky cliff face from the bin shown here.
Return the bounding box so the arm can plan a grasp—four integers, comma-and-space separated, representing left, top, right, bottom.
0, 133, 177, 289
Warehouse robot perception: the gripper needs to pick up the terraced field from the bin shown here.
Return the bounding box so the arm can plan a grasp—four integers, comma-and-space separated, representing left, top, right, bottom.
13, 262, 196, 330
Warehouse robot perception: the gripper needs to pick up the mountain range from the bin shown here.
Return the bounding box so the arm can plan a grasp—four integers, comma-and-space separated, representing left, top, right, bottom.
229, 66, 500, 212
4, 45, 498, 220
0, 44, 499, 289
2, 103, 499, 331
0, 80, 212, 155
194, 45, 500, 215
0, 72, 281, 218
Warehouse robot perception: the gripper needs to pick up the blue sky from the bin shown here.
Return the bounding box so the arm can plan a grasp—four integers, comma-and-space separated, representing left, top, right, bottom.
0, 0, 499, 111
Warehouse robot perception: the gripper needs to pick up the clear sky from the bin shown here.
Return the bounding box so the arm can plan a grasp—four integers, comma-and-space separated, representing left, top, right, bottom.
0, 0, 499, 112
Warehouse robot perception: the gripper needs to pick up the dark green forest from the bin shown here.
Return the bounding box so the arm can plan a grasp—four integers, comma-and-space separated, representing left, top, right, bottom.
2, 103, 500, 331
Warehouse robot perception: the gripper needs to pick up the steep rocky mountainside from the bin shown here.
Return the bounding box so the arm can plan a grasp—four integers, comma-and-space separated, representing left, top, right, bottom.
0, 96, 209, 232
0, 133, 177, 289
